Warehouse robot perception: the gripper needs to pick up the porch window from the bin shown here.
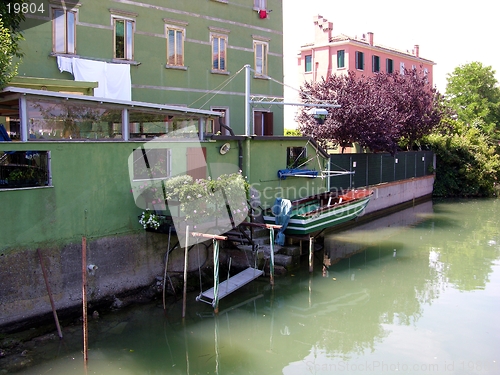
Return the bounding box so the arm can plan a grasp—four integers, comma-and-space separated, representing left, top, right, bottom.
0, 151, 51, 189
305, 55, 312, 72
26, 98, 123, 140
52, 8, 76, 54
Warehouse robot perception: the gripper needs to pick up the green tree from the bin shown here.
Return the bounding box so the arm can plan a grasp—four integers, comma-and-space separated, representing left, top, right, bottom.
425, 118, 500, 197
0, 18, 18, 88
0, 1, 28, 88
445, 62, 500, 141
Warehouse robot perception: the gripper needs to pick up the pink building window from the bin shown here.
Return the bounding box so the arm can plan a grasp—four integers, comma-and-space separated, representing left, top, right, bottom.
355, 51, 364, 70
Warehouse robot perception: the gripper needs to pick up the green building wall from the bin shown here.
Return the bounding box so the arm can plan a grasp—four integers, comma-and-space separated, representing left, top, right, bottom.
1, 138, 325, 253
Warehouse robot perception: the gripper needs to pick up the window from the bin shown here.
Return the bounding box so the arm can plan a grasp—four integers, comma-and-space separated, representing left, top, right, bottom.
52, 8, 76, 54
254, 41, 268, 76
386, 58, 394, 73
253, 0, 266, 9
253, 110, 273, 136
132, 148, 171, 181
305, 55, 312, 72
400, 62, 405, 75
0, 151, 51, 189
167, 27, 184, 66
372, 55, 380, 72
114, 18, 134, 60
355, 51, 364, 70
26, 98, 123, 140
211, 34, 227, 72
337, 50, 345, 68
286, 147, 307, 169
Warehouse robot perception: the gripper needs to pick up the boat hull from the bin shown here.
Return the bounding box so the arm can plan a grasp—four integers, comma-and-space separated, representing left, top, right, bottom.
263, 190, 372, 236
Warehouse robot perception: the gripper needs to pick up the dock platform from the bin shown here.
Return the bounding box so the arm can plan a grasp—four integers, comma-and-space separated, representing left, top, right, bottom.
198, 267, 264, 304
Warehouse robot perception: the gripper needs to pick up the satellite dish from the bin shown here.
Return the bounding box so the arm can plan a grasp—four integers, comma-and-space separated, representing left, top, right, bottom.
219, 143, 231, 155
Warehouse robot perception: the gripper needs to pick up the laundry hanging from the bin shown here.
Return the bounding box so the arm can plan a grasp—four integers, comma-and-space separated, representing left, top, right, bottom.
56, 56, 131, 101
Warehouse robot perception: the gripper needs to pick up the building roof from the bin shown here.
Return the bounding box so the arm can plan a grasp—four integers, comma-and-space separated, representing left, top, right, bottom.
302, 33, 435, 65
0, 86, 223, 118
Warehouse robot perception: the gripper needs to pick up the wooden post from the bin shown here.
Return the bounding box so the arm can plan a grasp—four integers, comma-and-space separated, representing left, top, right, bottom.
308, 236, 314, 273
37, 249, 63, 339
182, 225, 190, 319
82, 237, 88, 362
269, 229, 275, 286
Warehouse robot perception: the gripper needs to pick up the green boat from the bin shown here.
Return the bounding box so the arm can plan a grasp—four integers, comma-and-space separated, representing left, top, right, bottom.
263, 189, 373, 236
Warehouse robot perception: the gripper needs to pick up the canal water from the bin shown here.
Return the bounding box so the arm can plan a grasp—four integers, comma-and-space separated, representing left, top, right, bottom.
10, 199, 500, 374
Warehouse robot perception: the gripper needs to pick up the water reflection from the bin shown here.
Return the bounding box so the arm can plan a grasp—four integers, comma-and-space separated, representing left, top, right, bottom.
14, 199, 500, 375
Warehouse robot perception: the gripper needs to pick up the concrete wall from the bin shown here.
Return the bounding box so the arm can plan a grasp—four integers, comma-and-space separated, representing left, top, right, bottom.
0, 233, 163, 327
363, 175, 435, 216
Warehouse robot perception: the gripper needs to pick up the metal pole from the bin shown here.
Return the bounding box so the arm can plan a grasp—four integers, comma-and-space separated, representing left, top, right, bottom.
82, 237, 88, 362
37, 249, 63, 339
182, 225, 190, 319
244, 64, 251, 136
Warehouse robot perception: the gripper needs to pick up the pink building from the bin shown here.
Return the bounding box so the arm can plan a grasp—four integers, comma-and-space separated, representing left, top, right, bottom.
298, 15, 435, 85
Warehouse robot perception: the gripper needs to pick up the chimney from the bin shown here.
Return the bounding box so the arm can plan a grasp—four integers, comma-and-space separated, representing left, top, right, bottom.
313, 15, 332, 44
414, 44, 420, 58
368, 32, 374, 46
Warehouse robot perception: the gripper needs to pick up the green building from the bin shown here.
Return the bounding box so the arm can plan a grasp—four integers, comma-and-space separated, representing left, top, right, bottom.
10, 0, 284, 136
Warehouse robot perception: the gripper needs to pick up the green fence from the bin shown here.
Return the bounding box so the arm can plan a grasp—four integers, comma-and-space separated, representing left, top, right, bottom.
329, 151, 434, 190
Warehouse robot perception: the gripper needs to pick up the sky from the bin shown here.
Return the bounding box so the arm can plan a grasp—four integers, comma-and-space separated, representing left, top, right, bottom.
281, 0, 500, 127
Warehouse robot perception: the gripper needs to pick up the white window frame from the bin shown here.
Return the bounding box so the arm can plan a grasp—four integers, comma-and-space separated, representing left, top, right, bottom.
400, 62, 405, 75
253, 0, 267, 10
52, 6, 77, 54
211, 32, 228, 73
112, 15, 135, 60
254, 40, 268, 76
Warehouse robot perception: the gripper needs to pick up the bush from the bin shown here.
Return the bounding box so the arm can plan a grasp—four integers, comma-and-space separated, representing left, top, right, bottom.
425, 124, 500, 197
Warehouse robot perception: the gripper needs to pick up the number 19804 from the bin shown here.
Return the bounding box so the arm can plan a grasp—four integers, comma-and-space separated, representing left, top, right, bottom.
6, 2, 46, 15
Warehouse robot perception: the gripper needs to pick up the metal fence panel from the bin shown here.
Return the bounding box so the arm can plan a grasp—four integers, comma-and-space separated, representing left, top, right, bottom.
329, 151, 434, 188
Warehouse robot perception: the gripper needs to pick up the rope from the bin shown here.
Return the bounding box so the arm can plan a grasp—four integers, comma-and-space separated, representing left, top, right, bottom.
189, 66, 246, 109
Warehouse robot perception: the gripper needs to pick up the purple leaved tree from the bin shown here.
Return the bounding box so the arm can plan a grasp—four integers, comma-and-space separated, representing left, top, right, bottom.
297, 68, 443, 154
